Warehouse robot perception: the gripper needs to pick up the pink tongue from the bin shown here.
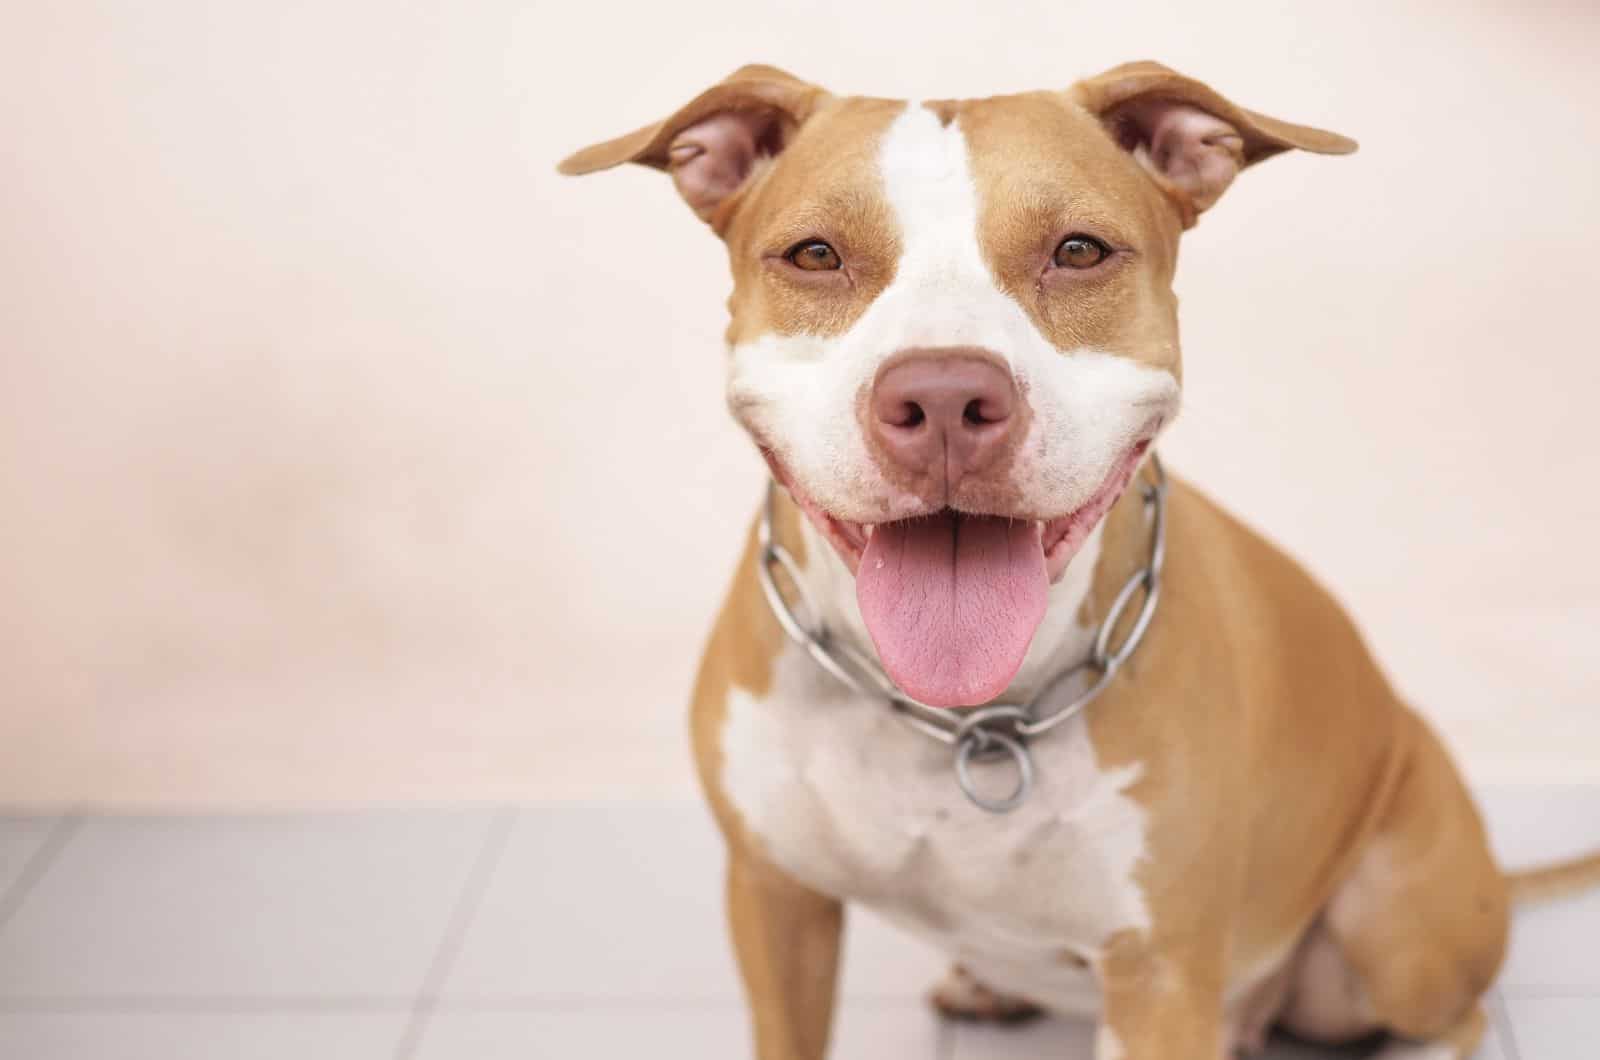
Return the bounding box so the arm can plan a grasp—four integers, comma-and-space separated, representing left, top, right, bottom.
856, 513, 1048, 708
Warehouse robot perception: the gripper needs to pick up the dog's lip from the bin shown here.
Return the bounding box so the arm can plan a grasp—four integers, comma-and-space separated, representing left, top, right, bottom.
1038, 437, 1151, 574
761, 451, 875, 573
763, 436, 1153, 581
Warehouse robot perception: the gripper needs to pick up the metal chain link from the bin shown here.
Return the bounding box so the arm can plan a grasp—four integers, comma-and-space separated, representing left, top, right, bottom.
756, 454, 1168, 814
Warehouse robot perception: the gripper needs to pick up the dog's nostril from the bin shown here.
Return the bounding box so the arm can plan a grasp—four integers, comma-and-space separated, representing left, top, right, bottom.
899, 403, 926, 429
963, 397, 1010, 426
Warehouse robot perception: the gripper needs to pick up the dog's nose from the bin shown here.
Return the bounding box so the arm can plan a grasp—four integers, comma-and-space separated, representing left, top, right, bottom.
869, 353, 1020, 488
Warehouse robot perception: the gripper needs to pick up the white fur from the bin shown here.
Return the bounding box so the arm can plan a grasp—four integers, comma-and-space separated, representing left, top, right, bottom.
1096, 1026, 1127, 1060
748, 431, 1145, 1016
720, 637, 1152, 1015
717, 98, 1169, 1023
726, 101, 1180, 525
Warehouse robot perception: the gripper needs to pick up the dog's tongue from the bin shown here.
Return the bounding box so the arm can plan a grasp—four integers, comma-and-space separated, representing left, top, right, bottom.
856, 512, 1048, 708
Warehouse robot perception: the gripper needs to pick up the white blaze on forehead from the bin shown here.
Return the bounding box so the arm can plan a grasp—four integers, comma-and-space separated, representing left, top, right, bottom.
872, 103, 1013, 351
872, 104, 1180, 512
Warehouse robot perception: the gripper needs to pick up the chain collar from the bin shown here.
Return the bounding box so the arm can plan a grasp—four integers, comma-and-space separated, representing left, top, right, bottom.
756, 454, 1168, 814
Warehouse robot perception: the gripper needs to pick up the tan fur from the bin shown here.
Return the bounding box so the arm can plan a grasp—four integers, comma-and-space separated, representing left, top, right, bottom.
721, 98, 906, 345
689, 498, 846, 1060
1508, 850, 1600, 905
959, 91, 1185, 366
724, 852, 843, 1060
1371, 1004, 1488, 1059
565, 62, 1596, 1060
690, 478, 1517, 1057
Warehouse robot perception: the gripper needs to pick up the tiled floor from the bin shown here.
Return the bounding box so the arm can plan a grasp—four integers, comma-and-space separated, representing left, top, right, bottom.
0, 789, 1594, 1058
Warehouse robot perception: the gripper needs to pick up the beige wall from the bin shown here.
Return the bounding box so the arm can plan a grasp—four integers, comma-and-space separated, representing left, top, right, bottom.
1, 1, 1596, 808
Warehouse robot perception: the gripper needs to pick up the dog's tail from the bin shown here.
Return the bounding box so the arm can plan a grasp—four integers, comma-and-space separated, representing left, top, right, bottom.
1509, 850, 1600, 906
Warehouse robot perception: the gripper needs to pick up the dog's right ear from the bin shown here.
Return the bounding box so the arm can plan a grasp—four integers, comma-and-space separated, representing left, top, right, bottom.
558, 65, 826, 230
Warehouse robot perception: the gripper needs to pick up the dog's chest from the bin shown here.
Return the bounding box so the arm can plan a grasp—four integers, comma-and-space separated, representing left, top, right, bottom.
718, 646, 1152, 1009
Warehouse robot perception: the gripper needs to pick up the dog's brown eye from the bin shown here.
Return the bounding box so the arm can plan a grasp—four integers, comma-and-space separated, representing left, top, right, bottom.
1053, 235, 1110, 270
786, 240, 842, 271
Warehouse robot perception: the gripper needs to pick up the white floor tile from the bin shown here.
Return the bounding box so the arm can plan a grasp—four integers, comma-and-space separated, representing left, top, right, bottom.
0, 812, 497, 999
1470, 1024, 1511, 1060
441, 803, 741, 1001
838, 905, 947, 1000
0, 790, 1585, 1060
1476, 785, 1600, 871
1477, 785, 1600, 992
0, 1010, 406, 1060
0, 818, 60, 906
413, 1006, 750, 1058
441, 803, 957, 1004
952, 1013, 1096, 1058
1502, 996, 1600, 1059
415, 1001, 944, 1060
831, 999, 947, 1059
1503, 893, 1600, 995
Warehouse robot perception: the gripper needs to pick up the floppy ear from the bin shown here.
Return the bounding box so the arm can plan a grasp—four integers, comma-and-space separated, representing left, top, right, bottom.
557, 64, 826, 229
1071, 61, 1357, 227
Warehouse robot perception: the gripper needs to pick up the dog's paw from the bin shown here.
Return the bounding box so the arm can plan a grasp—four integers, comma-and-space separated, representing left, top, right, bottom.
927, 964, 1043, 1024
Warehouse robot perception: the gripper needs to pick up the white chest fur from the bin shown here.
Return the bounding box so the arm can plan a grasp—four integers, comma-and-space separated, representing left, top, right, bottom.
718, 643, 1152, 1013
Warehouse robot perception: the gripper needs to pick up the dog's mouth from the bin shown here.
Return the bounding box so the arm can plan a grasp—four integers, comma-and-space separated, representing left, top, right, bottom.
765, 439, 1151, 709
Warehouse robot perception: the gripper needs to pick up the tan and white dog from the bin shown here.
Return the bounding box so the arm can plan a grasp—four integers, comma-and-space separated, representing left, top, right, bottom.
560, 63, 1600, 1059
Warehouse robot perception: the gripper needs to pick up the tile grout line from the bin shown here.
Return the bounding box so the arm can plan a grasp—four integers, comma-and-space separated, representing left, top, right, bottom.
391, 806, 517, 1060
395, 993, 930, 1009
1489, 990, 1523, 1060
0, 995, 417, 1013
0, 813, 82, 935
1496, 983, 1600, 999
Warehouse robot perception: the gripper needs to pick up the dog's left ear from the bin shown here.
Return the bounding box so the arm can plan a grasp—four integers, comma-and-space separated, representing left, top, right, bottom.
558, 65, 826, 230
1072, 61, 1357, 226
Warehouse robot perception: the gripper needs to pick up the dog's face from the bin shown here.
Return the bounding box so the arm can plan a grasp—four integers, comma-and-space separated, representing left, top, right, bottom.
563, 63, 1353, 707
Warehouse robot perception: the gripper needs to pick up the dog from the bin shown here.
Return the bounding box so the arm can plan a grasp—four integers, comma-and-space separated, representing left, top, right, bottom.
560, 62, 1600, 1059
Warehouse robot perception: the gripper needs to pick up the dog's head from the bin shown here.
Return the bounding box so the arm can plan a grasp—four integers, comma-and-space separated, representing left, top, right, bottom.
562, 62, 1353, 708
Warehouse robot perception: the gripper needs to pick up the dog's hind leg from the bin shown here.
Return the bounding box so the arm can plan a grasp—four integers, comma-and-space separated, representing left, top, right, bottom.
928, 964, 1043, 1024
1280, 712, 1508, 1052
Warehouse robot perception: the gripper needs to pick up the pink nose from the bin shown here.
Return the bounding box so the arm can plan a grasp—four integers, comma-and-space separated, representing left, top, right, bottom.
869, 353, 1020, 489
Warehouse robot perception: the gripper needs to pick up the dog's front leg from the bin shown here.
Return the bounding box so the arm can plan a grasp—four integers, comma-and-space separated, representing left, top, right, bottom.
726, 850, 844, 1060
1096, 934, 1227, 1060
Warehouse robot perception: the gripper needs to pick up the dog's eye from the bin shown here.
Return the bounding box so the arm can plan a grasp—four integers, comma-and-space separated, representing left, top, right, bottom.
1052, 234, 1111, 270
786, 240, 842, 271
